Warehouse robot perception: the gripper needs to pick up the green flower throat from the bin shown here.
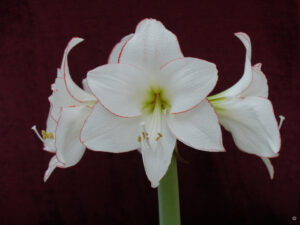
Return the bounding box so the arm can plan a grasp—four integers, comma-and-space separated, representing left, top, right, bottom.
142, 86, 171, 114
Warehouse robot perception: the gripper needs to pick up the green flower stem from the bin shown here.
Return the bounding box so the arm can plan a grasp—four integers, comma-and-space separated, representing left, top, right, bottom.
158, 145, 181, 225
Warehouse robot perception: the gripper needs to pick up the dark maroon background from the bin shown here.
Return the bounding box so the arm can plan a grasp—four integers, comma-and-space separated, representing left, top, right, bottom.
0, 0, 299, 225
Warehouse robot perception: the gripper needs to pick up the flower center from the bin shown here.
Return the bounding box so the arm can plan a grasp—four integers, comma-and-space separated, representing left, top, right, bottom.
138, 86, 170, 150
142, 85, 170, 114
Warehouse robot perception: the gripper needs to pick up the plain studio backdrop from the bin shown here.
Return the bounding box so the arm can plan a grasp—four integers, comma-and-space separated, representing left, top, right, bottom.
0, 0, 299, 225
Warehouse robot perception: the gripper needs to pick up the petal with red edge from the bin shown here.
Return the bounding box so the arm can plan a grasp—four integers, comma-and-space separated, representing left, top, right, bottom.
81, 103, 140, 153
119, 19, 183, 70
55, 105, 89, 166
87, 64, 149, 117
167, 100, 224, 152
49, 78, 79, 114
43, 155, 64, 182
216, 32, 253, 98
158, 57, 218, 114
43, 111, 57, 153
61, 38, 95, 103
241, 63, 269, 98
82, 78, 92, 94
108, 34, 133, 64
141, 116, 176, 188
216, 96, 280, 157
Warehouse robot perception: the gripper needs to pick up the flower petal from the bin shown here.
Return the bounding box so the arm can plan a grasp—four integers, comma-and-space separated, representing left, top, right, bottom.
87, 64, 150, 117
49, 78, 80, 120
215, 32, 253, 98
158, 57, 218, 114
119, 19, 183, 70
261, 157, 274, 179
241, 63, 269, 98
43, 111, 57, 152
81, 103, 141, 152
167, 100, 224, 152
43, 156, 64, 182
108, 34, 134, 64
61, 37, 95, 103
216, 96, 280, 157
55, 105, 89, 166
141, 116, 176, 188
82, 78, 92, 94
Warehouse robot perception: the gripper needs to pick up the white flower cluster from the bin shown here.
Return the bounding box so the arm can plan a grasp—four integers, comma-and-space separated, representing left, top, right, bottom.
33, 19, 284, 187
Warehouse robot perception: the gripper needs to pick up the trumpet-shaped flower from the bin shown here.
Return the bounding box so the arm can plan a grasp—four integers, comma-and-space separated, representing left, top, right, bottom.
32, 38, 97, 181
81, 19, 224, 187
208, 32, 284, 179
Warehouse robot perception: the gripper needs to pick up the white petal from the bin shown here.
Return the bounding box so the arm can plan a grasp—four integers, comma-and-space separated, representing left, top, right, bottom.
56, 68, 63, 78
167, 100, 224, 152
119, 19, 183, 70
55, 106, 89, 166
61, 38, 95, 103
43, 111, 57, 153
49, 78, 80, 119
261, 157, 274, 179
87, 64, 150, 117
108, 34, 134, 64
241, 63, 269, 98
81, 103, 141, 152
216, 96, 280, 157
43, 156, 64, 182
46, 109, 57, 133
216, 32, 253, 98
141, 117, 176, 188
158, 57, 218, 114
82, 78, 92, 94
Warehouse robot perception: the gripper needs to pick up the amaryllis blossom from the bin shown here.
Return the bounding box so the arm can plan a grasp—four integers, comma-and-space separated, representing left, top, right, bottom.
81, 19, 224, 187
32, 38, 96, 181
208, 32, 284, 179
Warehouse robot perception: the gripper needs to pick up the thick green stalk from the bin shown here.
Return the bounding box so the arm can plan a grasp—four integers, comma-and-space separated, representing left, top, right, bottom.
158, 147, 181, 225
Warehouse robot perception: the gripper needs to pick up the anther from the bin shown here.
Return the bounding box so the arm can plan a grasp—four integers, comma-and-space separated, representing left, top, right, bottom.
138, 136, 142, 142
31, 125, 45, 142
155, 132, 163, 141
42, 130, 54, 139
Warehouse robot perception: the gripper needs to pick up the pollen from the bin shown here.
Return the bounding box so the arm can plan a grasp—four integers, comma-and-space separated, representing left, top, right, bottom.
155, 132, 163, 141
41, 130, 54, 139
142, 132, 149, 140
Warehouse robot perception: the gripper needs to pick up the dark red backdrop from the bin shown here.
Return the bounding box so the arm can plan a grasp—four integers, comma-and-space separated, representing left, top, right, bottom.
0, 0, 299, 225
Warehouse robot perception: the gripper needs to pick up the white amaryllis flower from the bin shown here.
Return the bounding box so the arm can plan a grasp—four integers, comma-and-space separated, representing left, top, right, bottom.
208, 32, 284, 179
81, 19, 224, 188
32, 38, 96, 181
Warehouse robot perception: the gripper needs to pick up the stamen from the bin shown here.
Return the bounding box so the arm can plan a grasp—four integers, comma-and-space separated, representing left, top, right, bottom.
278, 115, 285, 130
32, 125, 54, 143
155, 132, 163, 141
31, 125, 45, 142
42, 130, 54, 139
138, 136, 142, 142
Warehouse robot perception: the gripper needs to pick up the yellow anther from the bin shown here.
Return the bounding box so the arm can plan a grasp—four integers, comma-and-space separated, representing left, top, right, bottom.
41, 130, 54, 139
138, 136, 142, 142
155, 132, 163, 141
142, 132, 146, 139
